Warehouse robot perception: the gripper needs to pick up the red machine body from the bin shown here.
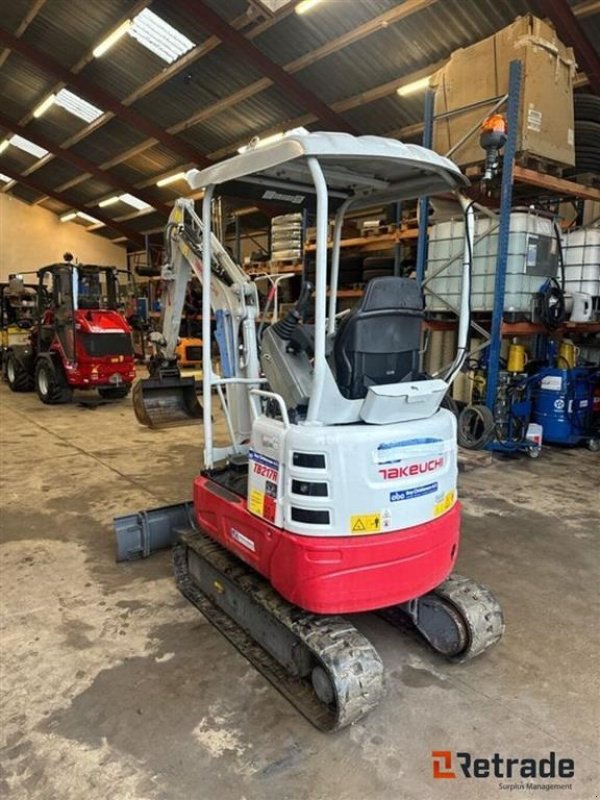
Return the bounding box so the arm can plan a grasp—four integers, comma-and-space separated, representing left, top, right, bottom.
41, 308, 136, 389
4, 262, 136, 403
194, 474, 460, 614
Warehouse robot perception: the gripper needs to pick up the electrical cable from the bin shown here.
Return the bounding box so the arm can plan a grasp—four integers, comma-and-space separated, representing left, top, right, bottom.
537, 277, 566, 330
553, 221, 566, 293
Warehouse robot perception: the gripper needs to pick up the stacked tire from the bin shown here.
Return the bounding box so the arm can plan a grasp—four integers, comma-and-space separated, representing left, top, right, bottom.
566, 93, 600, 178
271, 213, 303, 262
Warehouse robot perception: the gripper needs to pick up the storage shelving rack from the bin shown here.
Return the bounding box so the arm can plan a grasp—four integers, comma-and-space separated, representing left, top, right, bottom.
415, 59, 600, 452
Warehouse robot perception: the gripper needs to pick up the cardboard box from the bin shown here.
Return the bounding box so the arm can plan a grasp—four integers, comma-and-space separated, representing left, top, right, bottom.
433, 15, 576, 168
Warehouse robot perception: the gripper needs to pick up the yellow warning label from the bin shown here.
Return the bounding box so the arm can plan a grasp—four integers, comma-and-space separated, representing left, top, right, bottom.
434, 490, 456, 518
350, 513, 381, 535
249, 489, 264, 516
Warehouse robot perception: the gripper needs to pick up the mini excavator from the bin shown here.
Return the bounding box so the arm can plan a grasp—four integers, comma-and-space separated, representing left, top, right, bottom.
116, 132, 504, 731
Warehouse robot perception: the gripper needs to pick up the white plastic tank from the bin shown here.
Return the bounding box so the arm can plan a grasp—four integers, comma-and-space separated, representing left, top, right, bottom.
562, 225, 600, 298
426, 210, 559, 314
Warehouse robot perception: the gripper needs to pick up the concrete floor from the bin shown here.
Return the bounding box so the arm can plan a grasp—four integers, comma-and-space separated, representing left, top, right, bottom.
1, 382, 599, 800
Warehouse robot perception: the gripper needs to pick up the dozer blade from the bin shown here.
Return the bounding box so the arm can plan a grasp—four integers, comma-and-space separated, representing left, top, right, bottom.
132, 375, 203, 428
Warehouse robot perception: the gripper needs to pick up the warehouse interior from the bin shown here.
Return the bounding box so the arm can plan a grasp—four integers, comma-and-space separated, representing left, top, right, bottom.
0, 1, 599, 799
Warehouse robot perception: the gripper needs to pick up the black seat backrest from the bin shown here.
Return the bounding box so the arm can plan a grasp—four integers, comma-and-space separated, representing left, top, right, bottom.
334, 276, 424, 400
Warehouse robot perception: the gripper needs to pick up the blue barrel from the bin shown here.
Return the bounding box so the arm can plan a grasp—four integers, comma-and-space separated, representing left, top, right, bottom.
532, 368, 593, 445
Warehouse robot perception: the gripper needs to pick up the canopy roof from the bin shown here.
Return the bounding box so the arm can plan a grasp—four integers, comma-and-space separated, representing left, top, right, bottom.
186, 131, 468, 208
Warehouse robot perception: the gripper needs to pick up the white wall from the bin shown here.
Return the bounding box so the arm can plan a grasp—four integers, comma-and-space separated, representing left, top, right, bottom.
0, 193, 127, 281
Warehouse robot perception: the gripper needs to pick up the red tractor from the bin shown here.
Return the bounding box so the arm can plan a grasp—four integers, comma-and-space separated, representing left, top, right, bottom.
3, 258, 136, 404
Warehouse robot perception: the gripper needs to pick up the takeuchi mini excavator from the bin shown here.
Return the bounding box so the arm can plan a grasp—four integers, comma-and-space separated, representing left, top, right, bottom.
4, 258, 135, 403
115, 132, 504, 731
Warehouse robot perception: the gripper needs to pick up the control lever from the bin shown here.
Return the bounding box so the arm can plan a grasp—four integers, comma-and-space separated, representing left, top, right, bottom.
272, 281, 313, 341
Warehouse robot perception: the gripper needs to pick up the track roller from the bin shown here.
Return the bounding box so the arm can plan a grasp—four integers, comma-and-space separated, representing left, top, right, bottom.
173, 528, 384, 731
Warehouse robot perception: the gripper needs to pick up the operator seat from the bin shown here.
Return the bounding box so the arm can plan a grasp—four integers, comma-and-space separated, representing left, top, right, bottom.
333, 276, 424, 400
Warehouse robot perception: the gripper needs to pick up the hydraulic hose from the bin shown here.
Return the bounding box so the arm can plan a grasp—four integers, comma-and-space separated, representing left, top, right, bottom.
538, 277, 566, 330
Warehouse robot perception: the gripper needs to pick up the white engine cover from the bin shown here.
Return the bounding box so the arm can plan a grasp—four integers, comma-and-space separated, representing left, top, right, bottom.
247, 409, 457, 537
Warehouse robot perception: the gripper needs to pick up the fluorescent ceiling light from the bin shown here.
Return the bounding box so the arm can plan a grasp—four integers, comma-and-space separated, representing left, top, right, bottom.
0, 172, 11, 182
9, 134, 48, 159
77, 211, 103, 224
128, 8, 194, 64
98, 196, 119, 208
93, 19, 132, 58
295, 0, 324, 15
33, 94, 56, 118
119, 193, 151, 210
156, 171, 186, 187
0, 140, 9, 154
55, 89, 103, 123
60, 212, 77, 222
397, 76, 431, 97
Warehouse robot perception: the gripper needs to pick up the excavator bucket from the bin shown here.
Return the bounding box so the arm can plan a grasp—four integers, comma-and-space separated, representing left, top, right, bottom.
132, 375, 203, 428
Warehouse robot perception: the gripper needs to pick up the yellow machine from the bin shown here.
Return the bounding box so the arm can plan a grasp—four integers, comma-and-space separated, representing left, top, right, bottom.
175, 337, 202, 368
0, 279, 38, 358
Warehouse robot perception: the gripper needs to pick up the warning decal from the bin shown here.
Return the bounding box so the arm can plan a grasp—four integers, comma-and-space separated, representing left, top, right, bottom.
434, 490, 456, 518
248, 449, 279, 522
249, 489, 264, 516
350, 514, 381, 535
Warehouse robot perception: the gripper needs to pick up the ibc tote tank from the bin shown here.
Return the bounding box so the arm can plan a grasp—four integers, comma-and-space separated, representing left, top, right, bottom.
426, 209, 559, 316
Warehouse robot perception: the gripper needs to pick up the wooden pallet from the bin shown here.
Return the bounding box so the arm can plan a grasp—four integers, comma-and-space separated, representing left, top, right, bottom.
464, 152, 568, 180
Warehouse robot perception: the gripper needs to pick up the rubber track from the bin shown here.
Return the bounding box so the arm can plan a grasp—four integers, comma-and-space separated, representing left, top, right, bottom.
431, 573, 504, 661
173, 529, 384, 731
381, 573, 504, 662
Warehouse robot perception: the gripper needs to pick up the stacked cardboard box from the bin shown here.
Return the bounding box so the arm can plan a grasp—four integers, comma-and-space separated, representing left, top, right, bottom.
433, 15, 576, 169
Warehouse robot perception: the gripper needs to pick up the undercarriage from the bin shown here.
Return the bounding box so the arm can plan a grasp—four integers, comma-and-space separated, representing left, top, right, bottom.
115, 491, 504, 731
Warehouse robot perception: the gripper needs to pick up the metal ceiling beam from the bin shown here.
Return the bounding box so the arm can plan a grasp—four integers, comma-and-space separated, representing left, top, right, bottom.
19, 0, 428, 183
17, 0, 150, 128
0, 25, 213, 168
176, 0, 356, 133
537, 0, 600, 94
0, 0, 47, 69
169, 0, 437, 135
573, 0, 600, 18
19, 6, 291, 180
0, 112, 170, 215
0, 165, 145, 246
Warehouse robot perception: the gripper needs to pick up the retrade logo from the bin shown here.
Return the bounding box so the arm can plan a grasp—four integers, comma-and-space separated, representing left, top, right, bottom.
431, 750, 575, 781
432, 751, 456, 779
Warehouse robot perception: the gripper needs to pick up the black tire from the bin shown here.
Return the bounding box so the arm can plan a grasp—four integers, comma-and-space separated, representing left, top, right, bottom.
5, 354, 34, 392
458, 404, 495, 449
363, 269, 394, 282
98, 386, 130, 400
34, 358, 73, 405
574, 94, 600, 123
362, 256, 396, 271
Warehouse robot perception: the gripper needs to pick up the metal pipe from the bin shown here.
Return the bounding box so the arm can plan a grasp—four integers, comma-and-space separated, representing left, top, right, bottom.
202, 185, 215, 467
485, 60, 522, 412
327, 196, 354, 335
443, 193, 474, 385
434, 94, 506, 121
415, 88, 435, 283
306, 156, 329, 424
445, 94, 508, 159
